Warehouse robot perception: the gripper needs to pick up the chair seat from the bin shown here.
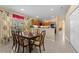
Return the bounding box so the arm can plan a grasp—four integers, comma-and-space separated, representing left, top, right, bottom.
34, 41, 40, 45
24, 40, 28, 45
35, 37, 40, 41
19, 40, 28, 47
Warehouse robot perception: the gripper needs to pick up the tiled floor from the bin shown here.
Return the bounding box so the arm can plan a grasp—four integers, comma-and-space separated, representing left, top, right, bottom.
0, 29, 75, 53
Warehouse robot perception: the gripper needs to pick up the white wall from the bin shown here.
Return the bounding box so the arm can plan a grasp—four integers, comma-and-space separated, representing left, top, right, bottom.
70, 6, 79, 52
65, 5, 78, 40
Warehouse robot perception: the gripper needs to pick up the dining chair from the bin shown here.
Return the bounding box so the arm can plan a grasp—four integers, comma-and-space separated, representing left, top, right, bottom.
33, 31, 46, 53
16, 34, 28, 53
11, 31, 17, 52
11, 30, 27, 52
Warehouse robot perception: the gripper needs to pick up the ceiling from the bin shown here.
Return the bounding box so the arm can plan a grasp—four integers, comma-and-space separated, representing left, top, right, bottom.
0, 5, 70, 19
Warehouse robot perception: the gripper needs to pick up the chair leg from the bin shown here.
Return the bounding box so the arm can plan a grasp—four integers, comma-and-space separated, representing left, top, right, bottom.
39, 46, 41, 53
43, 44, 45, 51
15, 44, 17, 52
23, 46, 24, 53
17, 44, 20, 53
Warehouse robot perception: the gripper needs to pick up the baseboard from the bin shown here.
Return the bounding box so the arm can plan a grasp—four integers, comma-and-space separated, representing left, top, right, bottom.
69, 42, 78, 53
65, 35, 78, 53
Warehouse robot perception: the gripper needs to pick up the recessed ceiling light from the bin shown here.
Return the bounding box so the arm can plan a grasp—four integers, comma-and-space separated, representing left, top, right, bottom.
36, 16, 39, 18
20, 8, 24, 11
50, 8, 54, 11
